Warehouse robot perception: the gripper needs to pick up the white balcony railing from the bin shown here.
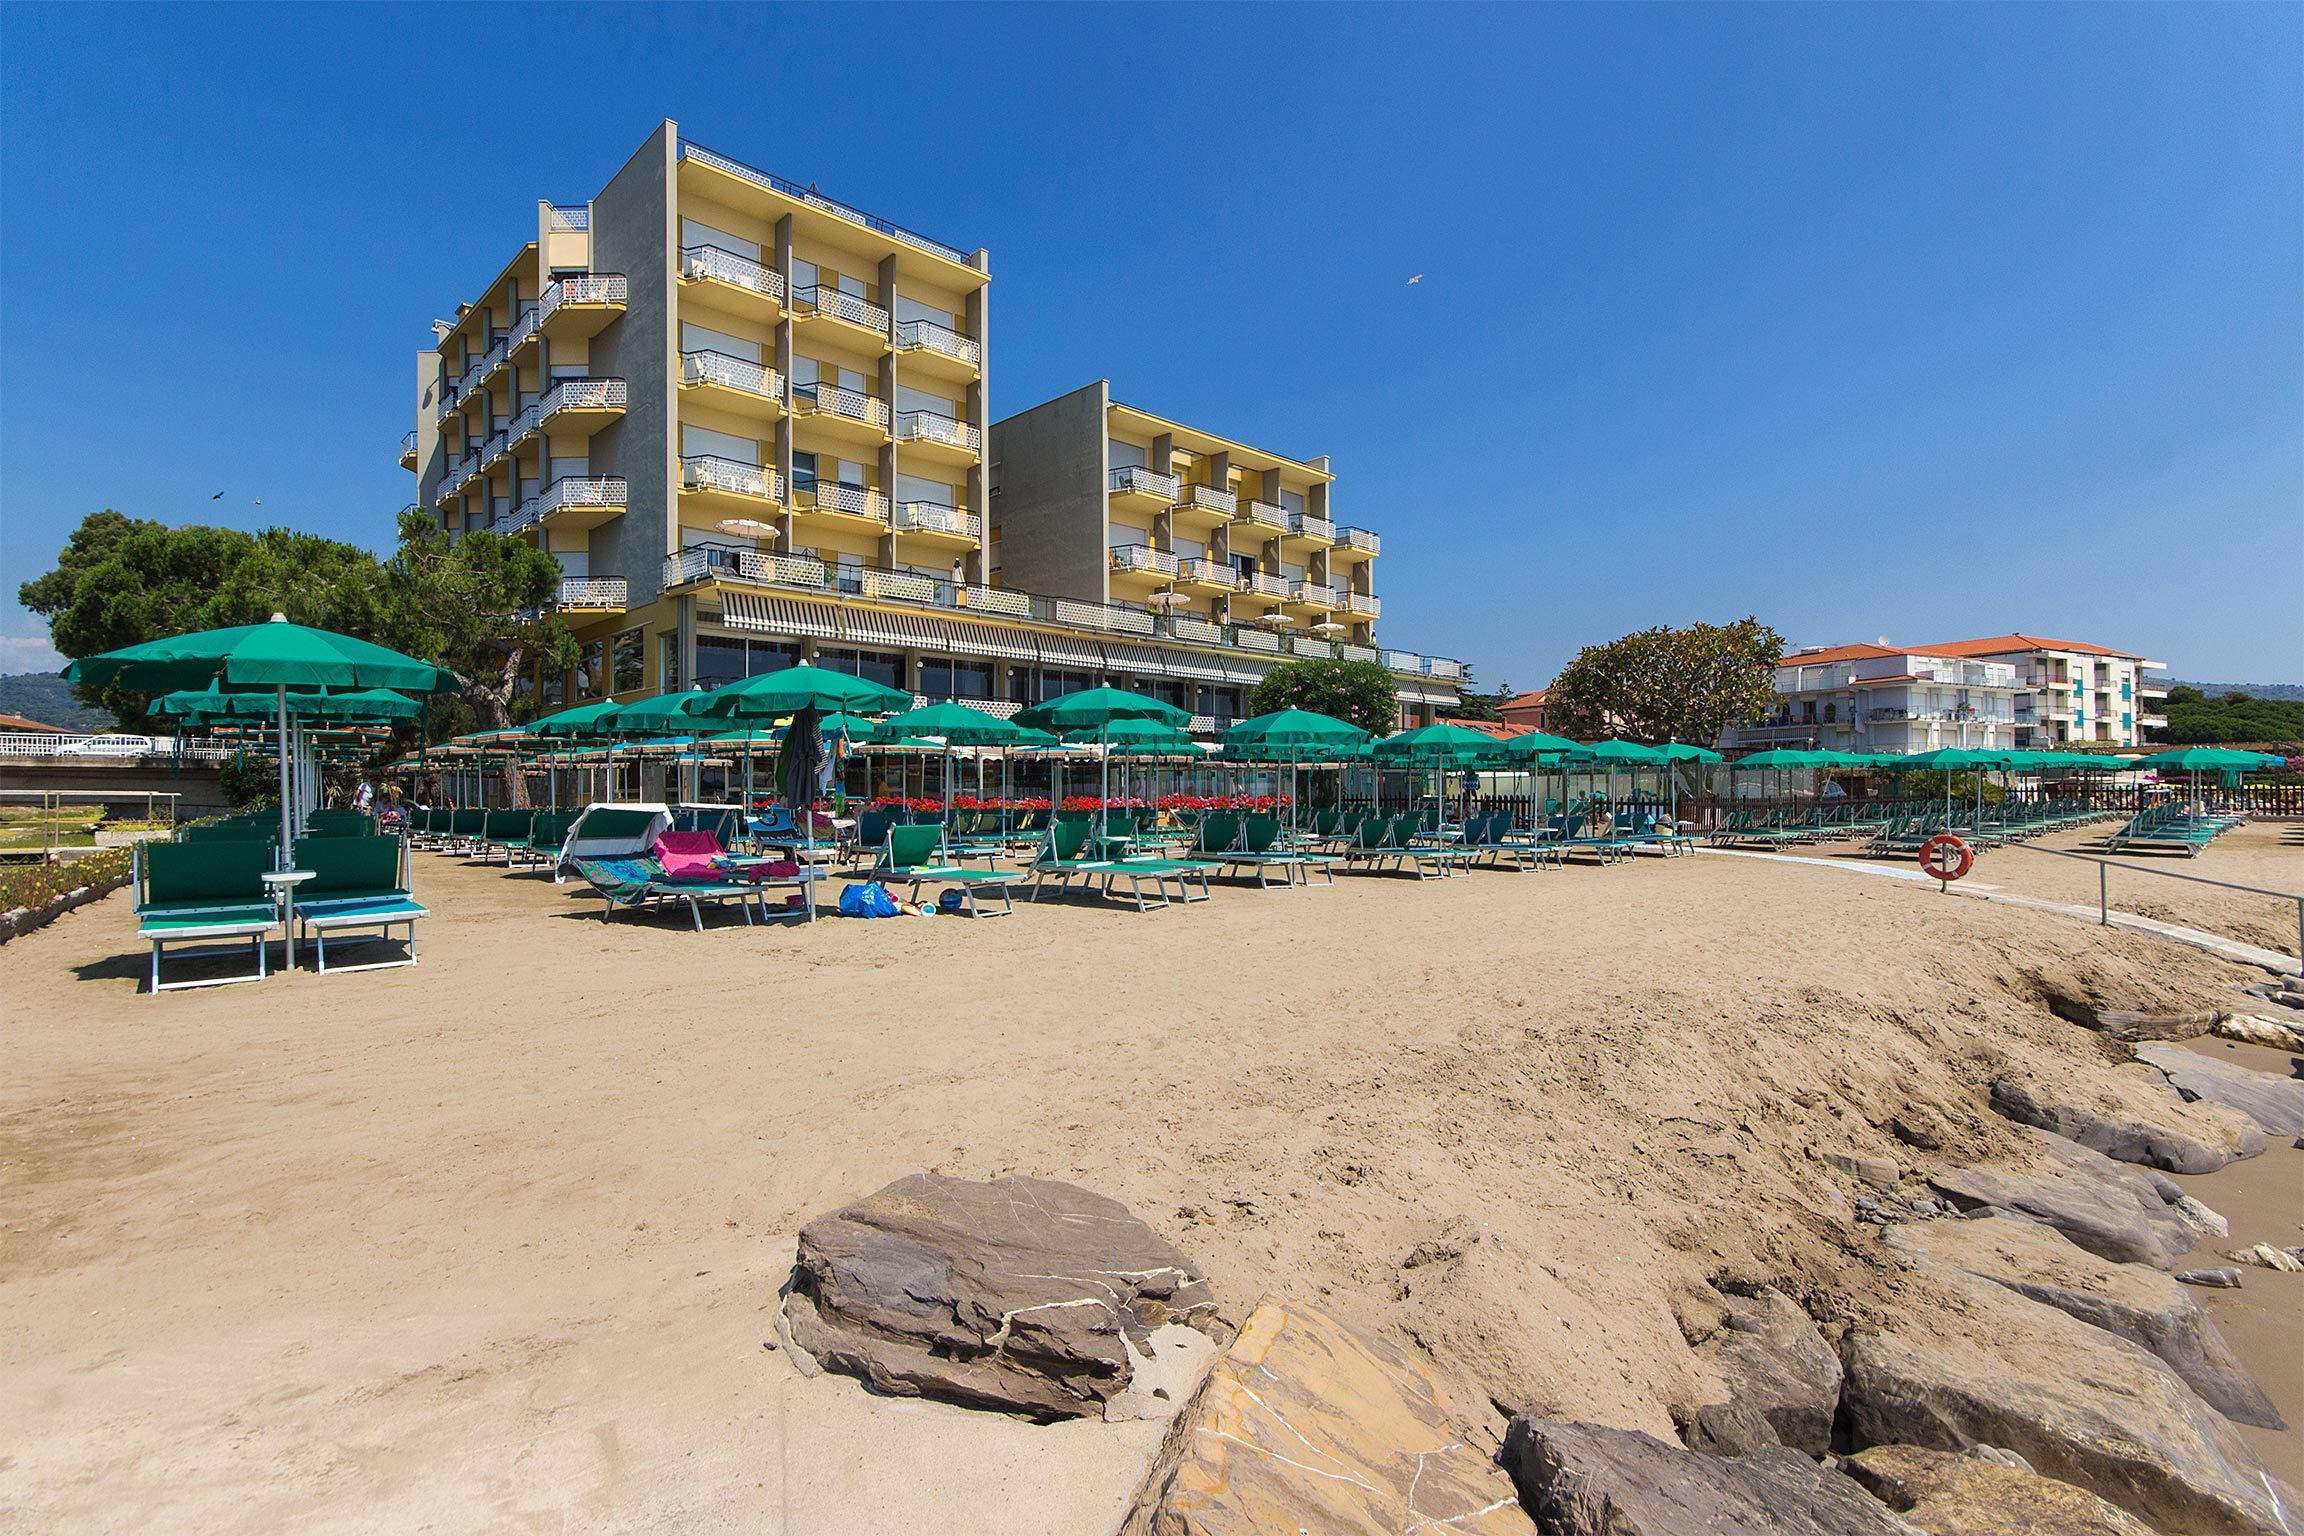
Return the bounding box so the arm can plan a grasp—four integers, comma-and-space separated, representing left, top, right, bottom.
680, 349, 784, 400
792, 284, 890, 334
1234, 627, 1281, 653
1179, 557, 1240, 589
1162, 616, 1224, 645
894, 502, 982, 539
539, 475, 626, 514
1287, 580, 1338, 606
539, 378, 628, 417
895, 318, 981, 368
1286, 511, 1335, 542
507, 305, 538, 354
797, 481, 890, 522
555, 577, 628, 609
1236, 500, 1289, 532
795, 382, 891, 430
680, 455, 785, 503
1110, 544, 1179, 577
1109, 465, 1180, 499
896, 410, 980, 453
1337, 526, 1381, 555
1173, 484, 1237, 516
1342, 591, 1380, 618
1289, 636, 1336, 659
1241, 572, 1289, 599
539, 274, 628, 322
681, 244, 785, 302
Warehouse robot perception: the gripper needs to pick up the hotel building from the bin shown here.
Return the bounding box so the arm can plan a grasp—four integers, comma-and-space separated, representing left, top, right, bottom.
402, 122, 1463, 729
1725, 642, 2021, 754
1914, 635, 2168, 749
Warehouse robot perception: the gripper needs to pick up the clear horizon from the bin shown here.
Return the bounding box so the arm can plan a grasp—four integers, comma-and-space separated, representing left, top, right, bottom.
1, 2, 2297, 688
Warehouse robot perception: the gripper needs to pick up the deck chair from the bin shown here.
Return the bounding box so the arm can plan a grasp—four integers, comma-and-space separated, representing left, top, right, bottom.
875, 824, 1016, 916
288, 835, 427, 974
134, 838, 281, 994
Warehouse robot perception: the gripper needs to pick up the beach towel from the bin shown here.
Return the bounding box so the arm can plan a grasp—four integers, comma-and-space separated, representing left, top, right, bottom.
652, 831, 726, 882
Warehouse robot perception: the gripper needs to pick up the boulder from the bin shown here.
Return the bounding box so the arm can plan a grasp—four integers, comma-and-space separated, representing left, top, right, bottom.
1681, 1287, 1843, 1456
1928, 1130, 2193, 1269
1838, 1267, 2287, 1534
2214, 1015, 2304, 1052
781, 1173, 1216, 1421
1841, 1444, 2156, 1536
1498, 1417, 1921, 1535
1988, 1079, 2261, 1173
1118, 1296, 1528, 1536
2139, 1045, 2304, 1136
1826, 1150, 1905, 1189
1887, 1215, 2283, 1429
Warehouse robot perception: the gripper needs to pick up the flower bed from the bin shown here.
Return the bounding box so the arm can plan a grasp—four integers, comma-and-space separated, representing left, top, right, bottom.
0, 847, 135, 944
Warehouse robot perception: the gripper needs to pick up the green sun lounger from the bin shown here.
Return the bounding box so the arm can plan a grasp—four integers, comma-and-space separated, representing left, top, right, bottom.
874, 824, 1017, 916
134, 838, 282, 994
288, 834, 427, 974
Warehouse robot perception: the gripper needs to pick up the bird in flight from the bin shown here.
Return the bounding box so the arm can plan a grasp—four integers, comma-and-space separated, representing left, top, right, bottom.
1405, 274, 1424, 286
211, 491, 224, 499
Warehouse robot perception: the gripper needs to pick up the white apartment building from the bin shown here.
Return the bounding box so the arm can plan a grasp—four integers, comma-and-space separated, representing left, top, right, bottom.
1725, 642, 2019, 753
1914, 635, 2168, 749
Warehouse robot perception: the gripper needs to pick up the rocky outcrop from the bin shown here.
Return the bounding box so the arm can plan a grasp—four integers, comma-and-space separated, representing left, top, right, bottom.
1498, 1417, 1921, 1535
1988, 1079, 2262, 1173
1680, 1287, 1842, 1456
1118, 1296, 1528, 1536
1838, 1267, 2287, 1534
780, 1173, 1216, 1421
2140, 1045, 2304, 1136
1928, 1130, 2193, 1269
1887, 1215, 2283, 1429
1841, 1444, 2156, 1536
2047, 999, 2221, 1042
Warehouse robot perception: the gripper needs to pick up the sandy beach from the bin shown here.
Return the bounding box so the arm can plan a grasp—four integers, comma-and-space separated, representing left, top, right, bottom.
3, 822, 2299, 1531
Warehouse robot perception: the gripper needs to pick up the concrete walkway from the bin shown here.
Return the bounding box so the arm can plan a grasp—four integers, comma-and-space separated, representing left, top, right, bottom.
1696, 846, 2302, 976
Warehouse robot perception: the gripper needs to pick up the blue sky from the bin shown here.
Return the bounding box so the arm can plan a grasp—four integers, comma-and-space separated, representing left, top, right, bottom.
2, 3, 2297, 688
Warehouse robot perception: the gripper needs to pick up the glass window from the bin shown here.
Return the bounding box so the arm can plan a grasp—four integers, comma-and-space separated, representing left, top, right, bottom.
612, 629, 645, 694
821, 648, 905, 690
791, 450, 818, 492
577, 638, 607, 698
746, 640, 799, 675
919, 659, 993, 700
695, 637, 747, 691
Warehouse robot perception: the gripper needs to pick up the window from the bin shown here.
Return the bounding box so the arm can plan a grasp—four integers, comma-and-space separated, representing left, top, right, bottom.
1279, 488, 1305, 516
612, 628, 645, 694
681, 218, 760, 260
695, 636, 747, 691
791, 450, 817, 493
919, 658, 993, 700
682, 424, 759, 464
1108, 439, 1147, 470
819, 648, 905, 690
660, 633, 681, 693
681, 322, 761, 361
1009, 667, 1093, 706
577, 639, 607, 698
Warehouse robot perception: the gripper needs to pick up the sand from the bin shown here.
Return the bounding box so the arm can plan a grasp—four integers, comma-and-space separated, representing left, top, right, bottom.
4, 827, 2300, 1532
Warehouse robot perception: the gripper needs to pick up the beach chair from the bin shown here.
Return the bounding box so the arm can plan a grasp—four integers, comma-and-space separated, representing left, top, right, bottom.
1029, 821, 1211, 911
304, 809, 374, 839
567, 853, 788, 930
133, 838, 282, 995
502, 809, 579, 870
474, 808, 534, 865
1028, 819, 1118, 901
287, 835, 427, 974
1191, 812, 1307, 888
874, 824, 1017, 916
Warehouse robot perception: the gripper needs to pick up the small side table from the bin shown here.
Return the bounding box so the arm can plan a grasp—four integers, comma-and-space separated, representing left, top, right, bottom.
263, 869, 315, 971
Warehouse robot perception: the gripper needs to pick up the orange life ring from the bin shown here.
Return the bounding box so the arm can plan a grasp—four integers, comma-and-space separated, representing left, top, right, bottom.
1919, 833, 1974, 882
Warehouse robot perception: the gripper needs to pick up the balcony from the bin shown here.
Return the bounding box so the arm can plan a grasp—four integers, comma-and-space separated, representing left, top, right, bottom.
1178, 557, 1241, 594
528, 378, 627, 436
892, 501, 982, 546
793, 381, 892, 444
680, 454, 785, 514
1334, 526, 1380, 559
1108, 465, 1179, 506
538, 274, 628, 338
1234, 500, 1289, 539
1289, 636, 1338, 660
1341, 591, 1379, 619
679, 350, 784, 413
553, 576, 628, 612
1109, 544, 1180, 582
680, 244, 784, 317
1286, 580, 1340, 611
792, 479, 891, 532
895, 408, 980, 465
516, 476, 627, 534
792, 284, 891, 347
1284, 511, 1335, 546
399, 430, 417, 470
895, 318, 981, 380
1239, 571, 1290, 603
1169, 483, 1236, 529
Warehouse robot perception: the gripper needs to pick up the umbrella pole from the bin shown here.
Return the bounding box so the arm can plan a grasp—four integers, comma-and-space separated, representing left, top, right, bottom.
275, 685, 293, 866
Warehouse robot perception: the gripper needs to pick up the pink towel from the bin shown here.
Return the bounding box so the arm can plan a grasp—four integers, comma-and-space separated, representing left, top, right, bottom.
652, 831, 725, 882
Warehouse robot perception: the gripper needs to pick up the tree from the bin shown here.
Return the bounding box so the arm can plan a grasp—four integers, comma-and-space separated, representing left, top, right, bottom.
1443, 680, 1514, 723
2151, 686, 2304, 746
1246, 658, 1400, 737
380, 509, 575, 806
1545, 617, 1784, 745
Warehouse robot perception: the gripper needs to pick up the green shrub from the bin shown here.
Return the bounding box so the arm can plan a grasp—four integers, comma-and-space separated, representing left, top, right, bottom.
0, 847, 134, 914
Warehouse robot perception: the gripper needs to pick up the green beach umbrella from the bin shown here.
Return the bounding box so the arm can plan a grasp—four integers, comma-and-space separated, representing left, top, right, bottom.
882, 702, 1032, 815
1656, 743, 1725, 764
527, 698, 629, 738
154, 684, 424, 725
1371, 722, 1493, 764
1730, 749, 1829, 769
1222, 710, 1370, 829
602, 687, 717, 735
697, 663, 912, 720
1016, 687, 1192, 820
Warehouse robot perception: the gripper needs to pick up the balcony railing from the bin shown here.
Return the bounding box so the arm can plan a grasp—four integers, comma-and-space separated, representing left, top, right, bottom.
894, 501, 982, 539
1236, 500, 1289, 533
794, 381, 891, 431
1339, 643, 1378, 664
1288, 580, 1338, 607
507, 305, 538, 354
539, 273, 628, 321
539, 377, 628, 418
895, 318, 981, 368
792, 284, 890, 334
680, 455, 785, 503
1286, 511, 1335, 542
680, 349, 784, 400
1240, 572, 1290, 599
1342, 592, 1380, 618
1109, 465, 1180, 499
554, 576, 628, 610
1172, 484, 1236, 516
896, 409, 980, 453
1337, 526, 1381, 555
1163, 615, 1224, 645
681, 244, 784, 302
399, 430, 417, 461
677, 141, 978, 269
796, 480, 890, 522
1178, 557, 1240, 589
1110, 544, 1180, 577
540, 475, 626, 513
1234, 627, 1281, 653
1289, 636, 1337, 659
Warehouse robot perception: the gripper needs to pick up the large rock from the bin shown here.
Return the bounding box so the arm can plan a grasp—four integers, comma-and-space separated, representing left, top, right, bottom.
782, 1173, 1216, 1420
1118, 1296, 1528, 1536
1841, 1444, 2156, 1536
1988, 1079, 2261, 1173
2140, 1045, 2304, 1136
1838, 1265, 2287, 1534
1681, 1287, 1843, 1456
1928, 1130, 2193, 1269
1888, 1215, 2283, 1429
1498, 1417, 1922, 1535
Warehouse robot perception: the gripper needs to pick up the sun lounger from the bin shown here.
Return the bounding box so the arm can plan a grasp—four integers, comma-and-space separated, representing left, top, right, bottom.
873, 825, 1017, 916
1028, 821, 1211, 911
286, 834, 427, 974
134, 838, 282, 994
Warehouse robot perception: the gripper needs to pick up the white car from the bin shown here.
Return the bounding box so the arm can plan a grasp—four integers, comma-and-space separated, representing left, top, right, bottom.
60, 734, 156, 757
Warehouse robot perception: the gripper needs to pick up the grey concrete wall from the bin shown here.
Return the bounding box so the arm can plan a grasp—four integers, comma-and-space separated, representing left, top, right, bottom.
0, 762, 232, 817
988, 380, 1108, 602
584, 121, 679, 608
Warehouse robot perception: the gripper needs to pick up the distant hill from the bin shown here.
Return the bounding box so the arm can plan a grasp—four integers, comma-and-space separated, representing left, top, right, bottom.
2175, 681, 2304, 701
0, 672, 118, 732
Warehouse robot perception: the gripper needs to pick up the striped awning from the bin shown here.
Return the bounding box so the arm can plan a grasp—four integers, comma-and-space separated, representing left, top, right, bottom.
720, 590, 842, 641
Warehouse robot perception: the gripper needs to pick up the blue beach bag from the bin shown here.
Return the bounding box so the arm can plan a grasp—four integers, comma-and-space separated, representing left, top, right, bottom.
839, 881, 902, 919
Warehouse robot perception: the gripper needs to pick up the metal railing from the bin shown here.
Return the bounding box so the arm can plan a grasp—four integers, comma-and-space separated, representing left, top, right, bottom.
794, 381, 891, 430
1286, 511, 1335, 542
895, 318, 980, 367
399, 430, 417, 461
894, 501, 981, 539
2000, 840, 2303, 970
896, 409, 980, 453
546, 204, 590, 232
1165, 615, 1224, 645
1173, 484, 1237, 516
1241, 572, 1290, 599
797, 481, 890, 522
1110, 544, 1179, 576
539, 378, 628, 417
681, 455, 785, 503
1236, 500, 1289, 532
792, 283, 891, 334
539, 274, 628, 321
1178, 557, 1240, 589
1288, 580, 1339, 607
1289, 636, 1337, 659
681, 244, 785, 301
505, 475, 628, 531
681, 349, 784, 399
1110, 465, 1180, 499
555, 576, 628, 609
678, 141, 979, 269
1234, 628, 1281, 653
1342, 591, 1380, 617
1337, 526, 1381, 555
